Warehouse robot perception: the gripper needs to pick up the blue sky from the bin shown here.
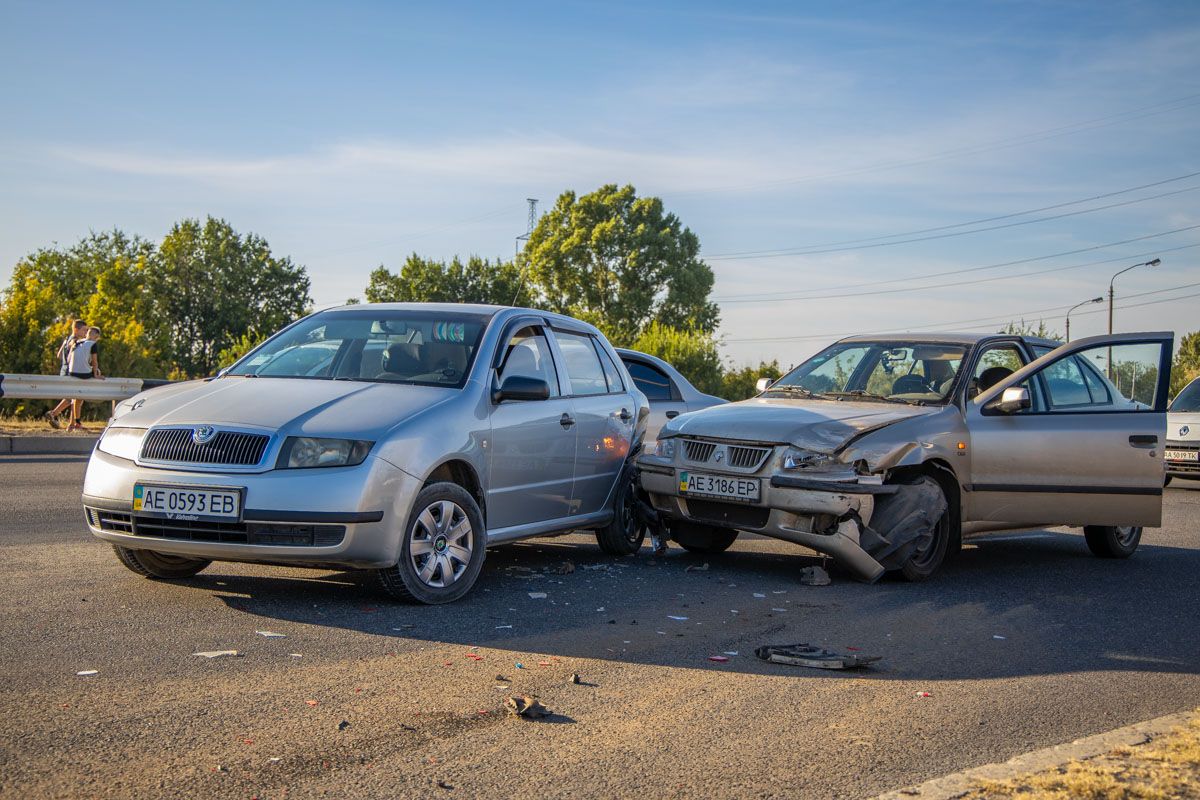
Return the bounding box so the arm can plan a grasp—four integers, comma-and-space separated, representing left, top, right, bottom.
1, 0, 1197, 366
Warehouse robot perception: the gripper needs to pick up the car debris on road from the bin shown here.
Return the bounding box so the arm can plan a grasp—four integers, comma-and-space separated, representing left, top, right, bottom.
754, 643, 880, 670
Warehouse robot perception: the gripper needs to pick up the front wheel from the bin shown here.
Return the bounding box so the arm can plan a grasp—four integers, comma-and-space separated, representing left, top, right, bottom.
595, 463, 646, 556
671, 521, 739, 554
897, 480, 951, 582
1084, 525, 1141, 559
113, 546, 211, 579
377, 482, 486, 604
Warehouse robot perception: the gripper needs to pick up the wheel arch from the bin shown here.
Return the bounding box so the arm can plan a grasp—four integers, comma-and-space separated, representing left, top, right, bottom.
884, 458, 963, 556
423, 459, 486, 523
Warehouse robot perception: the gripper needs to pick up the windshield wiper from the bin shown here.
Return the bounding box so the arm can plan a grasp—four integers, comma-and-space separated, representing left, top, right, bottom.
826, 390, 915, 405
766, 384, 829, 399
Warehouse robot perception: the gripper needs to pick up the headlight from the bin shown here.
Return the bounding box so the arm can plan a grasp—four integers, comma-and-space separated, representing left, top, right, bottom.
97, 427, 147, 461
650, 438, 677, 459
276, 437, 374, 469
782, 447, 835, 471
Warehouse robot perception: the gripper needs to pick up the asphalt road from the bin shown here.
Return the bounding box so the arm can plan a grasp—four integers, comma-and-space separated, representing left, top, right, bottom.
2, 455, 1198, 800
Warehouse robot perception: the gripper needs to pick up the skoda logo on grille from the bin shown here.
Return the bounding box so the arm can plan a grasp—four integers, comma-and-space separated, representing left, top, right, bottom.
192, 425, 217, 446
1183, 425, 1192, 437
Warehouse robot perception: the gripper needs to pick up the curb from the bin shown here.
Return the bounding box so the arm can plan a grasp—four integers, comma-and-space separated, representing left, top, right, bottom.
872, 709, 1197, 800
2, 435, 98, 455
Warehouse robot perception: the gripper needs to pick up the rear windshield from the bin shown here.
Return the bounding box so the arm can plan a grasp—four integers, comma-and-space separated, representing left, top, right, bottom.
226, 309, 490, 388
1171, 378, 1200, 412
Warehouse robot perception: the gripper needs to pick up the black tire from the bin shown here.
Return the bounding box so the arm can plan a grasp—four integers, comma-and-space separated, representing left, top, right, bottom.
1164, 475, 1173, 487
1084, 525, 1141, 559
113, 546, 211, 579
595, 462, 646, 556
377, 482, 486, 604
671, 521, 739, 554
897, 481, 951, 582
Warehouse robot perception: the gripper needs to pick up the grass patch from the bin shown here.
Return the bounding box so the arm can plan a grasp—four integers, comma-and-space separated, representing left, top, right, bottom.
963, 712, 1200, 799
0, 414, 105, 435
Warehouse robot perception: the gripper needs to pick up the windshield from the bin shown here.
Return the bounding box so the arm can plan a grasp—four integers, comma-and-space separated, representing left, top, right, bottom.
226, 309, 490, 387
768, 341, 967, 404
1171, 378, 1200, 412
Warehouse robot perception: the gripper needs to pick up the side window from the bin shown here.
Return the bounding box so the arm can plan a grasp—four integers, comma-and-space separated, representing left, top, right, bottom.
596, 345, 625, 392
498, 327, 559, 396
624, 360, 674, 401
1027, 342, 1164, 413
553, 331, 610, 396
1042, 356, 1092, 407
969, 345, 1026, 399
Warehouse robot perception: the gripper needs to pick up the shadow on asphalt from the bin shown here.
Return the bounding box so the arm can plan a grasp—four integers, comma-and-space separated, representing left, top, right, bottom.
153, 487, 1200, 683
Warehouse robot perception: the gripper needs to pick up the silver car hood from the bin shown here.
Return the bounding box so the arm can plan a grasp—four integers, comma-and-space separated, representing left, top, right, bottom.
113, 377, 460, 440
1168, 411, 1200, 441
663, 396, 936, 452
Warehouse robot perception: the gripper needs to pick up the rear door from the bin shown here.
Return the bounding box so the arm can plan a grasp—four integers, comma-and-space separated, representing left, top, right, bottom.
551, 329, 636, 516
966, 332, 1173, 527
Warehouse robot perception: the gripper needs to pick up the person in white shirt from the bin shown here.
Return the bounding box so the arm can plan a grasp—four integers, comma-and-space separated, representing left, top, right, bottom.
44, 319, 88, 429
66, 326, 104, 431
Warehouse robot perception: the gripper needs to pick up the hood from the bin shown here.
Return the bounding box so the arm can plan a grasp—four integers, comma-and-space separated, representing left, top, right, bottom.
111, 377, 460, 440
1167, 411, 1200, 442
663, 396, 936, 453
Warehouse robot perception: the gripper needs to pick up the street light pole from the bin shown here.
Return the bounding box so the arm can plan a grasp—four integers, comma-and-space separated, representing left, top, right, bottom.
1065, 296, 1103, 342
1108, 258, 1161, 334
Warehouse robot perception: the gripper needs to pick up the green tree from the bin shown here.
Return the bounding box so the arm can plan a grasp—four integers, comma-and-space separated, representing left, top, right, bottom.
999, 319, 1062, 340
630, 322, 723, 396
365, 254, 530, 306
1172, 330, 1200, 398
522, 184, 719, 345
721, 360, 783, 401
148, 217, 311, 378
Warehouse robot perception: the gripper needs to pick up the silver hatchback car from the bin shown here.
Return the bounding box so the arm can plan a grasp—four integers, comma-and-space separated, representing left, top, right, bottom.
84, 304, 649, 603
639, 331, 1173, 582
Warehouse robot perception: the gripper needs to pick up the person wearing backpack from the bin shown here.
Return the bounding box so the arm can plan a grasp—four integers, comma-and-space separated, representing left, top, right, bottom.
44, 319, 88, 429
66, 326, 104, 431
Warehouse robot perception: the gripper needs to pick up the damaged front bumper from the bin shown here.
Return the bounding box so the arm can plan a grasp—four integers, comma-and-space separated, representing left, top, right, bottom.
639, 459, 892, 582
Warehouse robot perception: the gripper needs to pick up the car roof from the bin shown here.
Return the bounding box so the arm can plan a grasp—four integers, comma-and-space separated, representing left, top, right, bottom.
318, 303, 606, 336
614, 347, 675, 371
837, 331, 1063, 349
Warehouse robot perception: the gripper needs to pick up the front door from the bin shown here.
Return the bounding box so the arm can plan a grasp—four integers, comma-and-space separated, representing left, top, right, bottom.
966, 332, 1173, 527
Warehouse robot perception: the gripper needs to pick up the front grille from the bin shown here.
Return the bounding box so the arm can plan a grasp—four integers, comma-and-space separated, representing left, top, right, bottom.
683, 440, 716, 463
86, 508, 345, 547
683, 499, 770, 530
140, 428, 269, 466
728, 445, 771, 469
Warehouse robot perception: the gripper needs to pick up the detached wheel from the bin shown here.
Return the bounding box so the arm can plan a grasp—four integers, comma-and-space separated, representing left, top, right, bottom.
377, 482, 486, 604
1084, 525, 1141, 559
671, 521, 739, 554
595, 462, 646, 556
113, 546, 211, 579
897, 480, 951, 582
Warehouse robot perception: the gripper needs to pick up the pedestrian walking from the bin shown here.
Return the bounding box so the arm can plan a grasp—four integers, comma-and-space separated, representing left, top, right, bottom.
66, 326, 105, 431
44, 319, 88, 429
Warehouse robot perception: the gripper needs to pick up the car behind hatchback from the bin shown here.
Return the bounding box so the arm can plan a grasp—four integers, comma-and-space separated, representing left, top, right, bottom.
84, 304, 649, 603
1165, 375, 1200, 484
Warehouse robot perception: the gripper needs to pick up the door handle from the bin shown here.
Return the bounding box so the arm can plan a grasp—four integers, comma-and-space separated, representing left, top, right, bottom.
665, 410, 680, 419
560, 413, 575, 429
619, 408, 632, 422
1129, 435, 1158, 446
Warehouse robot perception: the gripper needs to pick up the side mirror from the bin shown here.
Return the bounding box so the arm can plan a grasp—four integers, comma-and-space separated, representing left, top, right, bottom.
493, 375, 551, 403
756, 377, 775, 392
988, 385, 1032, 414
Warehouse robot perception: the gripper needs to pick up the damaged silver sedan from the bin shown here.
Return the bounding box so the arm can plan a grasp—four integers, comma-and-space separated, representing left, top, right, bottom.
638, 331, 1174, 582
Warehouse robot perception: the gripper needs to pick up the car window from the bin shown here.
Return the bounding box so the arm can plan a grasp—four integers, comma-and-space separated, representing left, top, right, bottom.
554, 331, 610, 396
861, 347, 961, 400
968, 344, 1027, 400
498, 327, 559, 397
773, 341, 965, 404
624, 360, 674, 401
596, 346, 625, 392
1042, 356, 1093, 407
1014, 341, 1165, 413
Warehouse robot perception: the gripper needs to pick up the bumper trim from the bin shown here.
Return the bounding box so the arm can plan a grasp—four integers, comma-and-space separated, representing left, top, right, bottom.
80, 495, 383, 524
769, 475, 898, 495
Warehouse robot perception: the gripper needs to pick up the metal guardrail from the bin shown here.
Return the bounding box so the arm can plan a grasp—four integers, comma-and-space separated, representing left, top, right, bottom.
0, 374, 173, 402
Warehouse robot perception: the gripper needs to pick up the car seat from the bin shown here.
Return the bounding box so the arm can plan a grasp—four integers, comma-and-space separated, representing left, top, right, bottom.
890, 373, 929, 395
502, 343, 541, 382
977, 366, 1013, 393
377, 343, 423, 379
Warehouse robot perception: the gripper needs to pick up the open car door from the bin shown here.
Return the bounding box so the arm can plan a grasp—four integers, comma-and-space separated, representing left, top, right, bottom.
965, 331, 1173, 528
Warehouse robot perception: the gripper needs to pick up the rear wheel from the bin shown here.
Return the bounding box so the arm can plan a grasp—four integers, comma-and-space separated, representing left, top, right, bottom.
377, 482, 486, 604
1084, 525, 1141, 559
671, 521, 739, 554
1164, 475, 1173, 487
113, 546, 211, 579
595, 462, 646, 556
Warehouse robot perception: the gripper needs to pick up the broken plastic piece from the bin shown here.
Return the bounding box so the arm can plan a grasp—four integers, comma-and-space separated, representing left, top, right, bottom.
707, 655, 730, 663
338, 720, 351, 731
570, 673, 581, 684
305, 700, 319, 706
754, 643, 880, 670
528, 592, 547, 599
667, 615, 688, 621
76, 669, 98, 676
504, 695, 551, 719
685, 563, 709, 572
799, 566, 831, 586
255, 630, 287, 638
194, 650, 241, 659
915, 691, 932, 698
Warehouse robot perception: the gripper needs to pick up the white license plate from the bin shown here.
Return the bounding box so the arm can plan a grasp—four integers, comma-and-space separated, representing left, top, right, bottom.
1165, 449, 1199, 462
679, 471, 760, 503
133, 484, 242, 521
